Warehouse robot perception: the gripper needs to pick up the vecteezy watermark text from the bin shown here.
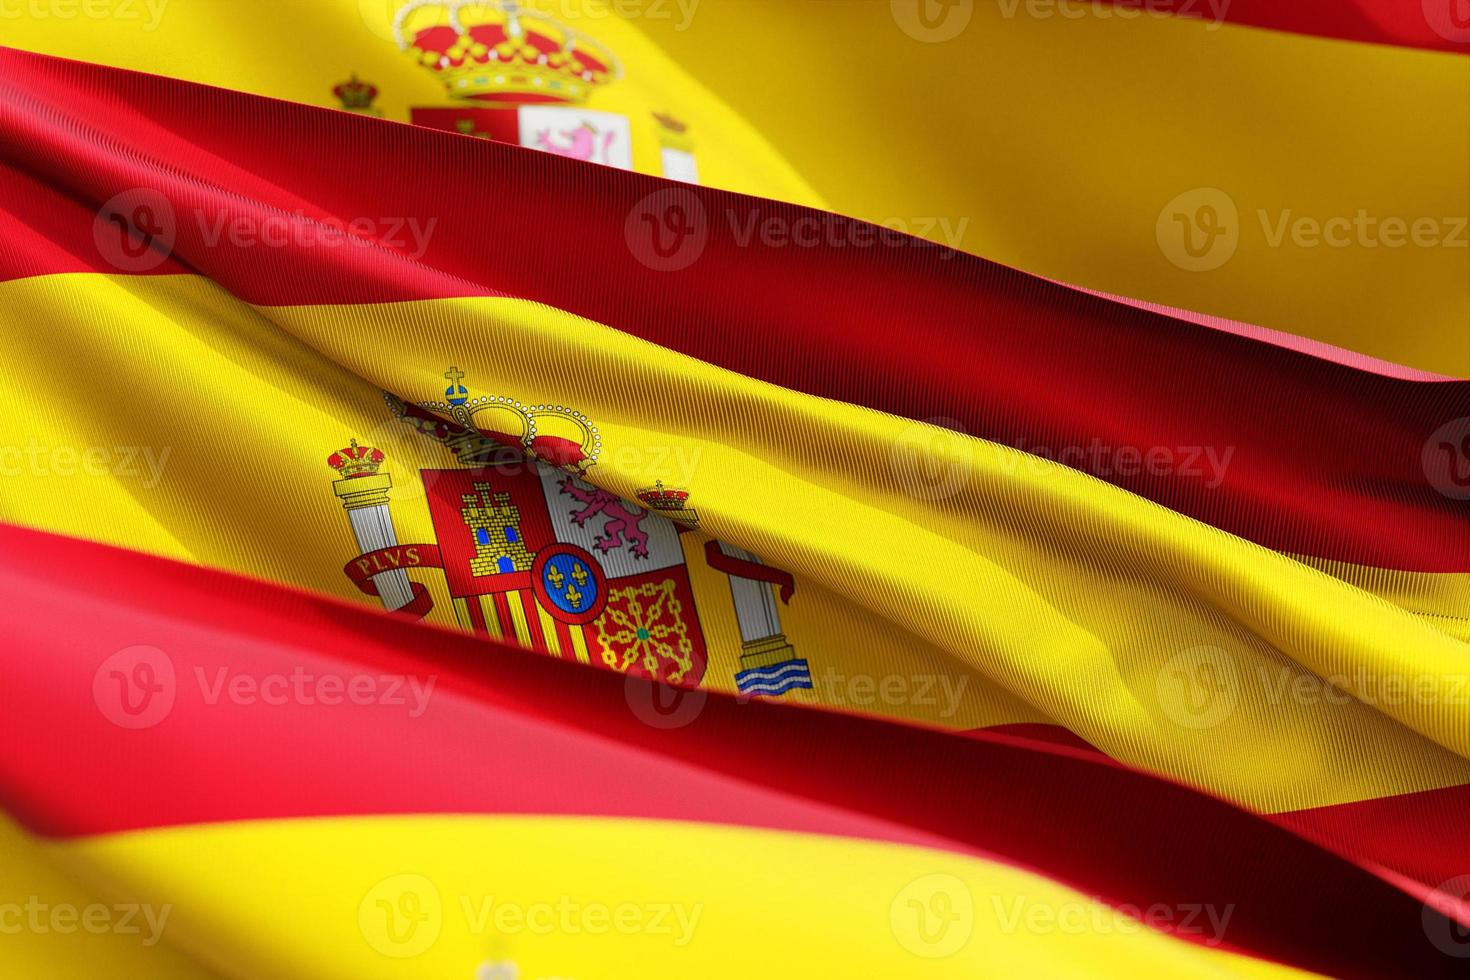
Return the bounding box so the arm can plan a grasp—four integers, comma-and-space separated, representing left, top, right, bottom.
1155, 645, 1470, 730
891, 0, 1232, 43
93, 646, 437, 729
193, 666, 436, 717
889, 418, 1237, 503
358, 0, 700, 41
0, 442, 171, 489
94, 189, 440, 273
0, 898, 172, 946
814, 669, 970, 718
358, 874, 702, 958
624, 187, 970, 272
726, 210, 970, 255
0, 0, 167, 31
1158, 187, 1469, 272
990, 895, 1234, 945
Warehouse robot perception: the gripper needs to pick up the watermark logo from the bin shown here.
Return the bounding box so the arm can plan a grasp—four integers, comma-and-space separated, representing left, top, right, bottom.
1159, 652, 1468, 722
890, 418, 1236, 502
992, 895, 1233, 945
460, 895, 701, 946
95, 649, 437, 727
891, 418, 974, 501
193, 665, 436, 716
478, 962, 521, 980
1160, 187, 1469, 271
1013, 437, 1234, 489
1156, 646, 1238, 729
194, 211, 438, 259
1423, 875, 1470, 958
0, 897, 172, 945
94, 189, 441, 271
994, 0, 1230, 28
726, 211, 968, 254
623, 674, 708, 730
1157, 188, 1239, 272
626, 196, 967, 271
626, 188, 708, 272
1424, 417, 1470, 500
360, 882, 702, 958
1423, 0, 1470, 43
94, 188, 176, 273
360, 874, 443, 958
356, 0, 398, 41
891, 873, 974, 958
814, 669, 970, 718
93, 645, 176, 730
361, 0, 701, 39
0, 442, 172, 488
891, 0, 974, 42
0, 0, 168, 31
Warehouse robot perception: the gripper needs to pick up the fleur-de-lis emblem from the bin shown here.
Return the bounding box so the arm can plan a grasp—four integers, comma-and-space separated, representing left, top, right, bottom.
530, 546, 607, 626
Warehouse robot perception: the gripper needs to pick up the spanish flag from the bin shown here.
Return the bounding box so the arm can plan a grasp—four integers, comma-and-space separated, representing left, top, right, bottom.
0, 2, 1468, 977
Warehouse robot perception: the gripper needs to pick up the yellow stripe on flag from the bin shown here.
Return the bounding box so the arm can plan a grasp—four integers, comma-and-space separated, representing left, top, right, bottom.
0, 815, 224, 978
0, 271, 1467, 813
39, 814, 1323, 979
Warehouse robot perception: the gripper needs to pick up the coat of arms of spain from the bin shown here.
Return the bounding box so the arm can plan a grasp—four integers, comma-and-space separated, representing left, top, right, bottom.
327, 369, 812, 698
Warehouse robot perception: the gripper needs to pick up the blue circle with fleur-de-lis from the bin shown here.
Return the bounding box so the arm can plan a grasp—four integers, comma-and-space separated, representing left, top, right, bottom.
531, 545, 607, 625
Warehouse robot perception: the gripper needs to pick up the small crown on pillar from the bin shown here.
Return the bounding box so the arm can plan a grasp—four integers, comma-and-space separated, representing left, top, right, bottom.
637, 481, 698, 526
652, 112, 687, 135
333, 73, 382, 114
652, 111, 693, 152
327, 439, 386, 478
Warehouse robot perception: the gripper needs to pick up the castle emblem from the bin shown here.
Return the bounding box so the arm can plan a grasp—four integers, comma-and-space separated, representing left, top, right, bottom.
462, 481, 534, 575
326, 369, 810, 697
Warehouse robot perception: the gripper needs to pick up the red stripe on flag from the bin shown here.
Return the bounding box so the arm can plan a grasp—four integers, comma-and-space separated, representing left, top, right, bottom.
0, 522, 1462, 978
1096, 0, 1470, 55
465, 593, 488, 635
493, 592, 514, 643
554, 618, 575, 661
0, 50, 1465, 573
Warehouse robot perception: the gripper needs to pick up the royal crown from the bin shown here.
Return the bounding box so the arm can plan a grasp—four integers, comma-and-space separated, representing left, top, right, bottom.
388, 369, 602, 474
327, 439, 386, 478
637, 481, 698, 527
637, 481, 689, 510
393, 0, 622, 105
334, 74, 381, 113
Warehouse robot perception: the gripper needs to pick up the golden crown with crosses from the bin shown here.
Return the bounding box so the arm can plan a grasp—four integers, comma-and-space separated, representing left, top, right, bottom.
393, 0, 623, 105
388, 367, 602, 473
326, 439, 386, 478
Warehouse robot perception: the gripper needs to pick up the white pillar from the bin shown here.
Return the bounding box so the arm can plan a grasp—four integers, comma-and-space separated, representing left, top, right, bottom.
717, 542, 797, 668
334, 472, 415, 612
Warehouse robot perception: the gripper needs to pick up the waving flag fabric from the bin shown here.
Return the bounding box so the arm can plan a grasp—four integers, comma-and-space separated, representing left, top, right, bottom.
1, 2, 1469, 978
5, 0, 1469, 374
